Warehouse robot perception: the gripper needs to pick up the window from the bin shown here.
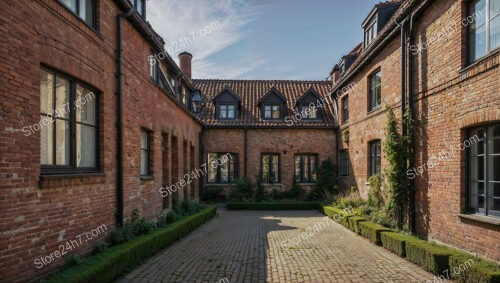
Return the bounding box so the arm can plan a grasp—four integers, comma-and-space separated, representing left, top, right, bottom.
364, 19, 377, 47
131, 0, 146, 18
468, 0, 500, 63
181, 86, 187, 106
342, 96, 349, 123
59, 0, 95, 28
295, 154, 317, 183
261, 153, 280, 183
207, 153, 237, 184
468, 123, 500, 217
264, 105, 280, 119
300, 104, 318, 119
219, 104, 236, 119
140, 129, 152, 177
369, 140, 382, 176
40, 68, 98, 174
150, 51, 158, 82
340, 150, 349, 176
369, 69, 382, 111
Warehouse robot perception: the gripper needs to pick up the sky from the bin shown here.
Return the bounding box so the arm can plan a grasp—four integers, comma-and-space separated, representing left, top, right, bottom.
147, 0, 384, 80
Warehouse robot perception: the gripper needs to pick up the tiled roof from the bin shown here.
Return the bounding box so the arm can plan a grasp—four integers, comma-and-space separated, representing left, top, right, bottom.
192, 80, 337, 128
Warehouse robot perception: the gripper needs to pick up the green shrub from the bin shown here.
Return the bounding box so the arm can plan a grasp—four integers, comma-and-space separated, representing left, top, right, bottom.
201, 187, 223, 203
405, 241, 455, 274
93, 242, 109, 254
309, 159, 337, 200
367, 174, 383, 208
228, 178, 254, 201
369, 208, 395, 228
336, 195, 366, 209
60, 256, 84, 271
358, 221, 391, 245
348, 216, 367, 234
255, 177, 266, 202
380, 232, 421, 257
43, 206, 217, 283
227, 201, 321, 210
166, 211, 175, 223
274, 185, 305, 201
449, 254, 500, 283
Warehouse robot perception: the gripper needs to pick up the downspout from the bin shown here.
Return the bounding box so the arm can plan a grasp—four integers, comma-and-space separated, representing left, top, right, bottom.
407, 12, 416, 234
399, 17, 408, 231
199, 127, 204, 199
116, 8, 133, 227
244, 126, 248, 178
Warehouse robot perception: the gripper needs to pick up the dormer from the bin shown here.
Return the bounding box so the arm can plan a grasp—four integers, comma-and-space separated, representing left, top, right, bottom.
212, 86, 241, 120
339, 54, 357, 75
362, 1, 401, 47
296, 88, 323, 120
258, 87, 286, 120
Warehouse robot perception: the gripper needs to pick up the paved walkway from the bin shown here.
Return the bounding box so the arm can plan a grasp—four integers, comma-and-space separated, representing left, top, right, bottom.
118, 208, 438, 283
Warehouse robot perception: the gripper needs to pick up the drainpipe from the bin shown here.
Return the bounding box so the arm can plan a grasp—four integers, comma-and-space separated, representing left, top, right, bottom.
244, 126, 248, 178
199, 127, 204, 199
407, 13, 416, 234
399, 17, 408, 231
116, 8, 133, 227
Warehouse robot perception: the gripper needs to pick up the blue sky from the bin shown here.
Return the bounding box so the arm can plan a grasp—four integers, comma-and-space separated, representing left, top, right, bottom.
148, 0, 384, 80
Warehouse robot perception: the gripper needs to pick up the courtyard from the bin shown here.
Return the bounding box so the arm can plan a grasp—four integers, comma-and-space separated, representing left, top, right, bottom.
118, 208, 437, 283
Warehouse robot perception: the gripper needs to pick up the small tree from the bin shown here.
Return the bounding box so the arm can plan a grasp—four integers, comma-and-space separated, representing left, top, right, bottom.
309, 158, 338, 200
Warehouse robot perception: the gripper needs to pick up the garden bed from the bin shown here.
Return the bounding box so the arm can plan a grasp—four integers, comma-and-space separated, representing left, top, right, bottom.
43, 206, 216, 283
226, 201, 322, 210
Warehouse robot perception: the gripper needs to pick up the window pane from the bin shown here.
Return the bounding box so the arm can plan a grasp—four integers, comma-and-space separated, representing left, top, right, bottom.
220, 157, 229, 183
207, 153, 217, 183
79, 0, 94, 26
272, 106, 280, 118
491, 0, 500, 17
55, 76, 70, 119
491, 156, 500, 181
76, 124, 96, 167
264, 106, 271, 118
141, 131, 148, 149
473, 23, 487, 60
76, 84, 96, 125
55, 119, 70, 165
229, 155, 235, 182
40, 116, 53, 165
40, 70, 53, 114
478, 155, 485, 180
228, 105, 235, 118
220, 105, 227, 118
490, 15, 500, 51
295, 156, 301, 182
140, 150, 148, 175
61, 0, 77, 11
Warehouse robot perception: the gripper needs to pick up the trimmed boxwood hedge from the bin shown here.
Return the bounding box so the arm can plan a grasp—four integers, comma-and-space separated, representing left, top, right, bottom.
44, 206, 217, 283
322, 206, 357, 228
347, 216, 367, 234
380, 231, 421, 257
405, 240, 456, 274
449, 253, 500, 283
227, 202, 321, 210
358, 221, 391, 245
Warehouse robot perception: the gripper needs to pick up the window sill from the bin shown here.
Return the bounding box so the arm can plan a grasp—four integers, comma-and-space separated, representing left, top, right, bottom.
458, 213, 500, 226
140, 175, 155, 181
297, 183, 316, 185
39, 173, 106, 189
205, 183, 234, 186
459, 48, 500, 75
367, 106, 382, 115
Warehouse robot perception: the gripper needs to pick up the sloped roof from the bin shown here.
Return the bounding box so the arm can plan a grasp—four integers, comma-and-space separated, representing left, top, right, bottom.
193, 80, 337, 128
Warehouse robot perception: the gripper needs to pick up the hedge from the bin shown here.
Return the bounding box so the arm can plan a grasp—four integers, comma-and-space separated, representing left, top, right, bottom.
358, 221, 391, 245
347, 216, 367, 234
380, 231, 421, 257
449, 253, 500, 283
405, 240, 456, 274
44, 206, 217, 283
226, 202, 321, 210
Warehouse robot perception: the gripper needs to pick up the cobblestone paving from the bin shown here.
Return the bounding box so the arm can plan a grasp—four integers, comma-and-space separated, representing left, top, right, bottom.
118, 208, 439, 283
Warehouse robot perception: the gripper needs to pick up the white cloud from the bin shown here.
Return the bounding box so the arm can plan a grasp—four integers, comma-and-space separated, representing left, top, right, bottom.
147, 0, 266, 79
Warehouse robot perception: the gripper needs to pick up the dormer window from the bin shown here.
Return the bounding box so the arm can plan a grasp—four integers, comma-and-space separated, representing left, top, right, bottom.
130, 0, 146, 18
219, 105, 236, 119
296, 88, 323, 121
364, 18, 377, 47
264, 105, 281, 119
300, 104, 317, 119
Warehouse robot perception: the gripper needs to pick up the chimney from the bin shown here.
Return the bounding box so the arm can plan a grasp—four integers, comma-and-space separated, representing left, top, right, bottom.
330, 64, 340, 83
178, 51, 193, 80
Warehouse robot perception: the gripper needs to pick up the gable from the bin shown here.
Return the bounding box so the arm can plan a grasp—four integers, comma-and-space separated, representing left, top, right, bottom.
296, 88, 322, 106
258, 87, 287, 106
212, 86, 241, 103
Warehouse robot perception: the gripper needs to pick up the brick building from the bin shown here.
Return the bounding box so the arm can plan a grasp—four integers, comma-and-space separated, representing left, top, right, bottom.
332, 0, 499, 261
0, 0, 202, 281
192, 79, 337, 196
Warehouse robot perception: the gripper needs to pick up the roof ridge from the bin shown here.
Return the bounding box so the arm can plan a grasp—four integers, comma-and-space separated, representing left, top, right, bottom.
192, 79, 330, 83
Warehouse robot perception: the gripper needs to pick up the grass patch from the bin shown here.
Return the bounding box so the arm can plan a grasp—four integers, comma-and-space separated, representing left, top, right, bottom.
358, 221, 391, 245
380, 232, 422, 257
226, 201, 322, 210
43, 206, 216, 283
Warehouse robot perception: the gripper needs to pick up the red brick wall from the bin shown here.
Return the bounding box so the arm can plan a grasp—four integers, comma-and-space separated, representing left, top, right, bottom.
336, 0, 500, 261
202, 128, 336, 195
0, 0, 201, 281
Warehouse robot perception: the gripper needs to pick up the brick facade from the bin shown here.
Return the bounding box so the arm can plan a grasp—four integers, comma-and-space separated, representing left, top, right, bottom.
0, 0, 201, 281
334, 0, 500, 261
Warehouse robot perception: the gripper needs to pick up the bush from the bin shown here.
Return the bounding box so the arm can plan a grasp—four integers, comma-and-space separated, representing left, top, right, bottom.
367, 174, 383, 208
405, 241, 455, 274
227, 201, 321, 210
369, 208, 395, 228
273, 185, 305, 201
228, 178, 254, 201
358, 221, 391, 245
309, 159, 337, 200
201, 187, 223, 203
43, 206, 217, 283
449, 254, 500, 283
348, 216, 367, 234
93, 242, 109, 254
380, 231, 420, 257
336, 195, 366, 209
